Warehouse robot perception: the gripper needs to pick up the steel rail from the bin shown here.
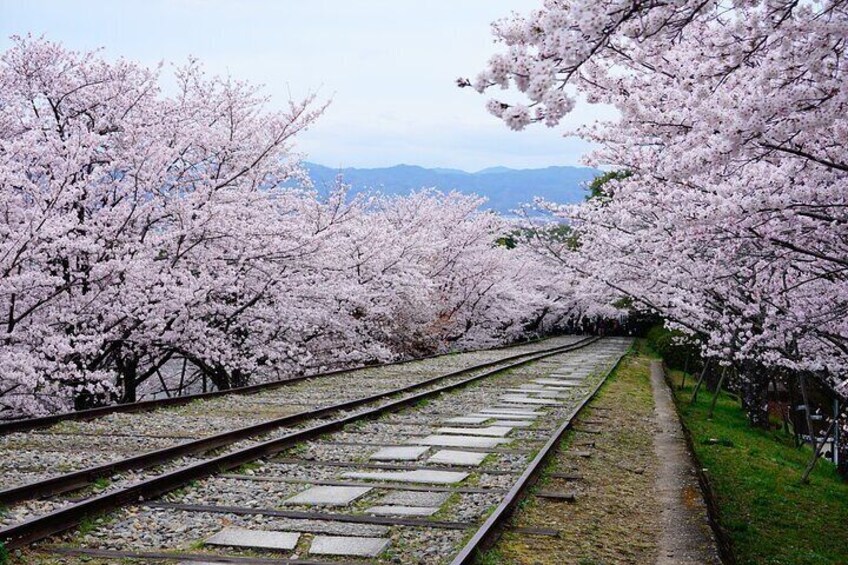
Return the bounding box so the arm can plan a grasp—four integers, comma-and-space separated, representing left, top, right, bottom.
0, 335, 553, 435
448, 347, 629, 565
0, 337, 590, 506
0, 337, 600, 549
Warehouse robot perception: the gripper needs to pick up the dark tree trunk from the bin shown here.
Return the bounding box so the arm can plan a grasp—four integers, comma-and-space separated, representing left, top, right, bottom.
705, 364, 724, 393
73, 387, 109, 411
206, 366, 250, 390
116, 356, 139, 403
835, 402, 848, 479
741, 366, 770, 429
838, 436, 848, 479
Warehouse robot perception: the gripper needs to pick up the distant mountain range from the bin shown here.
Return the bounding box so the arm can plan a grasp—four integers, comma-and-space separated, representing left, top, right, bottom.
304, 162, 600, 214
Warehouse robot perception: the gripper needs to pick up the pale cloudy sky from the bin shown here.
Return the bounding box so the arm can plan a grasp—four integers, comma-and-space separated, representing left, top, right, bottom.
0, 1, 615, 171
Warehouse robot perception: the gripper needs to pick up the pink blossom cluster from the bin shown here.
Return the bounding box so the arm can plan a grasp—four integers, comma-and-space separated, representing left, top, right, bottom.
0, 37, 574, 419
472, 0, 848, 399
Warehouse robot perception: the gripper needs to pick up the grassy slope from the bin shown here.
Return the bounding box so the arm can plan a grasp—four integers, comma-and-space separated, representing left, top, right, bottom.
665, 362, 848, 565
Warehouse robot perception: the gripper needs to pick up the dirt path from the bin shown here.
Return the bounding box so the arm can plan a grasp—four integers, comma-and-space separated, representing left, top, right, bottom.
650, 360, 721, 565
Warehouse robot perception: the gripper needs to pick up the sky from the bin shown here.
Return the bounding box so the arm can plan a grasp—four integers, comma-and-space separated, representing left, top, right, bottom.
0, 1, 615, 171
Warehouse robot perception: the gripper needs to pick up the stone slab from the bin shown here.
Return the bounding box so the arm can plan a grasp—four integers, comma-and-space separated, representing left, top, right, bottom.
490, 420, 533, 427
473, 412, 537, 420
504, 389, 564, 398
310, 535, 389, 557
284, 485, 371, 506
536, 490, 577, 502
416, 434, 510, 448
369, 445, 429, 461
443, 416, 490, 425
491, 403, 549, 411
476, 408, 542, 416
428, 449, 488, 466
535, 379, 581, 387
436, 426, 513, 437
365, 505, 439, 516
343, 469, 469, 484
532, 391, 568, 398
499, 395, 562, 405
205, 527, 300, 550
379, 490, 450, 506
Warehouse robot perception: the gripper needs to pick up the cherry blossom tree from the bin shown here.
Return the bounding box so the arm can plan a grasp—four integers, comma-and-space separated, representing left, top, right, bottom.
0, 36, 325, 415
465, 0, 848, 430
0, 36, 576, 419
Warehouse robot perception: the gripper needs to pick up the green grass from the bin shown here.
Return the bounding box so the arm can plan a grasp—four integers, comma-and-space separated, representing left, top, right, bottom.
0, 541, 8, 565
92, 477, 110, 490
669, 368, 848, 565
77, 516, 99, 537
476, 547, 507, 565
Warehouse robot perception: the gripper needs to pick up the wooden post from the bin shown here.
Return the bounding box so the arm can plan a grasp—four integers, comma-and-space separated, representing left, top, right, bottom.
708, 366, 728, 419
801, 418, 837, 484
177, 357, 187, 396
691, 360, 710, 404
777, 377, 790, 435
788, 374, 801, 447
799, 374, 815, 447
156, 368, 171, 398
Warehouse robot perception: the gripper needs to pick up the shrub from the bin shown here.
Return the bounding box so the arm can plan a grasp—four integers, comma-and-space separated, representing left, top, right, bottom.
646, 324, 701, 373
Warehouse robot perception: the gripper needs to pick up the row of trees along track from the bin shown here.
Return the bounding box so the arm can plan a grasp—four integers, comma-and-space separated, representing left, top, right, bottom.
0, 36, 591, 423
461, 0, 848, 476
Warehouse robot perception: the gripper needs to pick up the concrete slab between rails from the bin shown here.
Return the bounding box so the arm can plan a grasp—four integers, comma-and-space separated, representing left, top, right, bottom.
416, 434, 510, 448
365, 505, 439, 516
436, 425, 514, 437
534, 379, 582, 387
477, 407, 544, 415
368, 445, 429, 461
310, 534, 389, 557
443, 416, 490, 425
499, 395, 563, 405
205, 527, 300, 550
490, 419, 533, 427
284, 485, 372, 506
342, 469, 469, 484
378, 490, 451, 506
428, 449, 488, 466
473, 411, 540, 419
503, 389, 567, 397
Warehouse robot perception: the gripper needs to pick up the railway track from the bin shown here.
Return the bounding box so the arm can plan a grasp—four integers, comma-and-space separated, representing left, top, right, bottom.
0, 337, 550, 436
3, 335, 631, 564
0, 336, 597, 550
